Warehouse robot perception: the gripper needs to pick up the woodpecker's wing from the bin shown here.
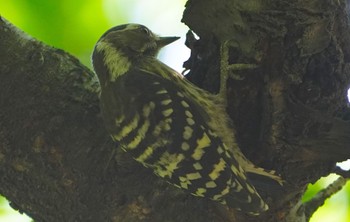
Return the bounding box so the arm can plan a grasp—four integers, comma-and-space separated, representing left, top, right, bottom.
102, 69, 268, 214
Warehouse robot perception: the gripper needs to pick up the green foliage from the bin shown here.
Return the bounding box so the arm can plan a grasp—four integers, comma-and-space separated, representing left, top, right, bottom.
0, 0, 117, 66
0, 195, 31, 221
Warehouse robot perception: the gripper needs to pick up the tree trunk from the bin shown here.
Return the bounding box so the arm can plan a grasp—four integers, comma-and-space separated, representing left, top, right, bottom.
1, 0, 350, 221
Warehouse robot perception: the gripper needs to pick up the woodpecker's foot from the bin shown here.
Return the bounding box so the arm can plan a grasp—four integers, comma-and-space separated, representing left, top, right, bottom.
219, 40, 259, 102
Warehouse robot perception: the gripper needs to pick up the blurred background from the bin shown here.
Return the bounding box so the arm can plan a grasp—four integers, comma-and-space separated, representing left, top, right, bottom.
0, 1, 349, 221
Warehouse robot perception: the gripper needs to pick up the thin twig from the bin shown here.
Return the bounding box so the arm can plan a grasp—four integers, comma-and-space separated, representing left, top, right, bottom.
304, 176, 348, 220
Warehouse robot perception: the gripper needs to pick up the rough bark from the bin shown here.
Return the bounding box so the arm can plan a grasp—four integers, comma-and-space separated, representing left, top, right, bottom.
0, 0, 350, 221
182, 0, 350, 220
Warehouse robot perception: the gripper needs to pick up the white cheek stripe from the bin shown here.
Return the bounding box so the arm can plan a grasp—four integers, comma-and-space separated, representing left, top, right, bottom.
96, 41, 131, 81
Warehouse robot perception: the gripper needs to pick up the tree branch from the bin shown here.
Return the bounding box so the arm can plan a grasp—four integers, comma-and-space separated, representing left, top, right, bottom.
0, 16, 240, 222
304, 176, 349, 220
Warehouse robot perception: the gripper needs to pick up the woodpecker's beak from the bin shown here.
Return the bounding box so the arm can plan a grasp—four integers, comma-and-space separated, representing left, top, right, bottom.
157, 36, 180, 48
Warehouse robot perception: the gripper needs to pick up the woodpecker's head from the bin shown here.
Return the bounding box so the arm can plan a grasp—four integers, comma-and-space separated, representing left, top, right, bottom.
92, 24, 179, 82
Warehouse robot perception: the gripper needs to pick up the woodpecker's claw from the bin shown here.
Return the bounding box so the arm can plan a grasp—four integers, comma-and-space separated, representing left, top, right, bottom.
219, 40, 259, 103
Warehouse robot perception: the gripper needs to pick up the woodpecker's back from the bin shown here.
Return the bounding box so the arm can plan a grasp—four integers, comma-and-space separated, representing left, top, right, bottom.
92, 24, 278, 215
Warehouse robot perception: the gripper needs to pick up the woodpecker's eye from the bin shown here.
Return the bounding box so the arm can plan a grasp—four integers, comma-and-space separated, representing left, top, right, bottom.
139, 27, 150, 35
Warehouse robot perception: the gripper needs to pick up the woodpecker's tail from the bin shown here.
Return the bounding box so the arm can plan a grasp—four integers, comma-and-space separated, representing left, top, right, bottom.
223, 182, 269, 215
245, 165, 284, 185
